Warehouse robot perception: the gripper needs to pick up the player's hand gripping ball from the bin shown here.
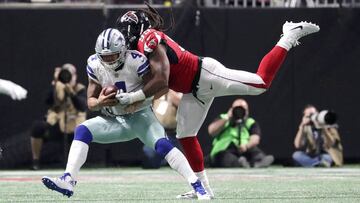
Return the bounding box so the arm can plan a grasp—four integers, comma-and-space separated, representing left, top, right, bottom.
103, 85, 118, 99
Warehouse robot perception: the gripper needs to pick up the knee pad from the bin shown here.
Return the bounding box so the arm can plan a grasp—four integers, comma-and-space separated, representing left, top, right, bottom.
74, 125, 93, 144
155, 138, 174, 158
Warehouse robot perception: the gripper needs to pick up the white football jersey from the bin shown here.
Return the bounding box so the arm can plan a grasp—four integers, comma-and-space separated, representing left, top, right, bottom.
86, 50, 152, 116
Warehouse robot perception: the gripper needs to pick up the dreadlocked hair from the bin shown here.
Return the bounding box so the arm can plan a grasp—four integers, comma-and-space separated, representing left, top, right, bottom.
141, 2, 175, 32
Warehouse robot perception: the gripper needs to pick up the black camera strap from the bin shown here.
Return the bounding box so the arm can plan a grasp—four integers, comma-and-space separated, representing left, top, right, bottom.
237, 123, 247, 146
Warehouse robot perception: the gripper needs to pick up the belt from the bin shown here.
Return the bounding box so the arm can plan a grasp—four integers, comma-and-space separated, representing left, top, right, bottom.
191, 57, 205, 104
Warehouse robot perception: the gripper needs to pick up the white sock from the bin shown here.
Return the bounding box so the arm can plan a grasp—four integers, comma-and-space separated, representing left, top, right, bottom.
195, 170, 214, 197
65, 140, 89, 180
165, 148, 198, 184
276, 36, 292, 51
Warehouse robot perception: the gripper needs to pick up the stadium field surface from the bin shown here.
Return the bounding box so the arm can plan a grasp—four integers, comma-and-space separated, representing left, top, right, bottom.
1, 167, 360, 202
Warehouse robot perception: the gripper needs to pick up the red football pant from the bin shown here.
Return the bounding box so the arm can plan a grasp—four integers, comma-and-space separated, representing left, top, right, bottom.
178, 136, 204, 172
256, 46, 288, 88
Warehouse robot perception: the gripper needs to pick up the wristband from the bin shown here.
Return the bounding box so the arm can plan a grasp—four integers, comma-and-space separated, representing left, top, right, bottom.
131, 90, 146, 103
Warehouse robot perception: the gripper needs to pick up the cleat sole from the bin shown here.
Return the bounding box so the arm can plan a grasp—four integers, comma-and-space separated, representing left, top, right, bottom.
42, 177, 73, 197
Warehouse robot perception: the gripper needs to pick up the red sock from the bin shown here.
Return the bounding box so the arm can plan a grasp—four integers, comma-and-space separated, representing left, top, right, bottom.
178, 136, 204, 172
256, 46, 287, 88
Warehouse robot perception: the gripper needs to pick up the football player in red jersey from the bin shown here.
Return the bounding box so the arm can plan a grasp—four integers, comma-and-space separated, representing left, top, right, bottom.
116, 5, 319, 199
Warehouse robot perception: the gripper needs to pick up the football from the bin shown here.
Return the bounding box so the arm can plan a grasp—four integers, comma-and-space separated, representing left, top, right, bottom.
103, 85, 118, 98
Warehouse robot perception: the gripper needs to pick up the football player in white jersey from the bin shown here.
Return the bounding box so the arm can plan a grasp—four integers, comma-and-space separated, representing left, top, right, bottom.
41, 28, 210, 200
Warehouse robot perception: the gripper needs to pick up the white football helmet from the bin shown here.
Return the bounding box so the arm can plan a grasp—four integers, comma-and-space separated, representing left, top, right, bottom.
95, 28, 126, 70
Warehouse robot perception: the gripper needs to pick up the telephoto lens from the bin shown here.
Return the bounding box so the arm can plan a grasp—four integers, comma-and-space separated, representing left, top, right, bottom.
310, 110, 337, 126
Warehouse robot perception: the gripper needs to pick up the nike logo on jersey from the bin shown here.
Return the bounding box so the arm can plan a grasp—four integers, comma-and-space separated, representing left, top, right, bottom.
290, 25, 303, 30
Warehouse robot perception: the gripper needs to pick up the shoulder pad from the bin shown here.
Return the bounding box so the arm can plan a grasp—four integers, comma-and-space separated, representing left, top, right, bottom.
125, 50, 147, 63
87, 54, 99, 67
125, 50, 150, 77
128, 50, 146, 57
86, 54, 100, 82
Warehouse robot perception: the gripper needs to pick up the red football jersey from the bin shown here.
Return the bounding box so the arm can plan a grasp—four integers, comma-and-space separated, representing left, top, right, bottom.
137, 29, 199, 93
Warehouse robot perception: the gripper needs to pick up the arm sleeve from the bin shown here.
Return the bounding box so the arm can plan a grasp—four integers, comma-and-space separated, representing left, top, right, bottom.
249, 122, 261, 137
70, 88, 87, 112
299, 129, 309, 150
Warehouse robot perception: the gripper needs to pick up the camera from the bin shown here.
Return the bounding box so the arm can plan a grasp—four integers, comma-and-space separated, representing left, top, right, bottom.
58, 68, 72, 84
230, 106, 246, 126
310, 110, 337, 126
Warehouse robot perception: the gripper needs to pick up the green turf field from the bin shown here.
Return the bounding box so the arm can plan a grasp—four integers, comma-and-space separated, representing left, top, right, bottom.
1, 167, 360, 202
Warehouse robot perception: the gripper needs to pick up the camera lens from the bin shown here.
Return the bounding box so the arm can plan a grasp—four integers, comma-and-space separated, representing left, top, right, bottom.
310, 110, 337, 126
324, 111, 337, 125
58, 69, 72, 84
232, 106, 246, 120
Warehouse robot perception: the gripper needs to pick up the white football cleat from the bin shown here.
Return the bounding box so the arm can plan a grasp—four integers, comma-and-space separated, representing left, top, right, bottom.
176, 179, 212, 200
282, 21, 320, 47
176, 190, 197, 200
42, 173, 76, 197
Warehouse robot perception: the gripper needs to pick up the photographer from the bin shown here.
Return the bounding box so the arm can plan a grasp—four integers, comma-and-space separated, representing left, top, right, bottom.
29, 64, 87, 170
208, 98, 274, 168
292, 105, 343, 167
